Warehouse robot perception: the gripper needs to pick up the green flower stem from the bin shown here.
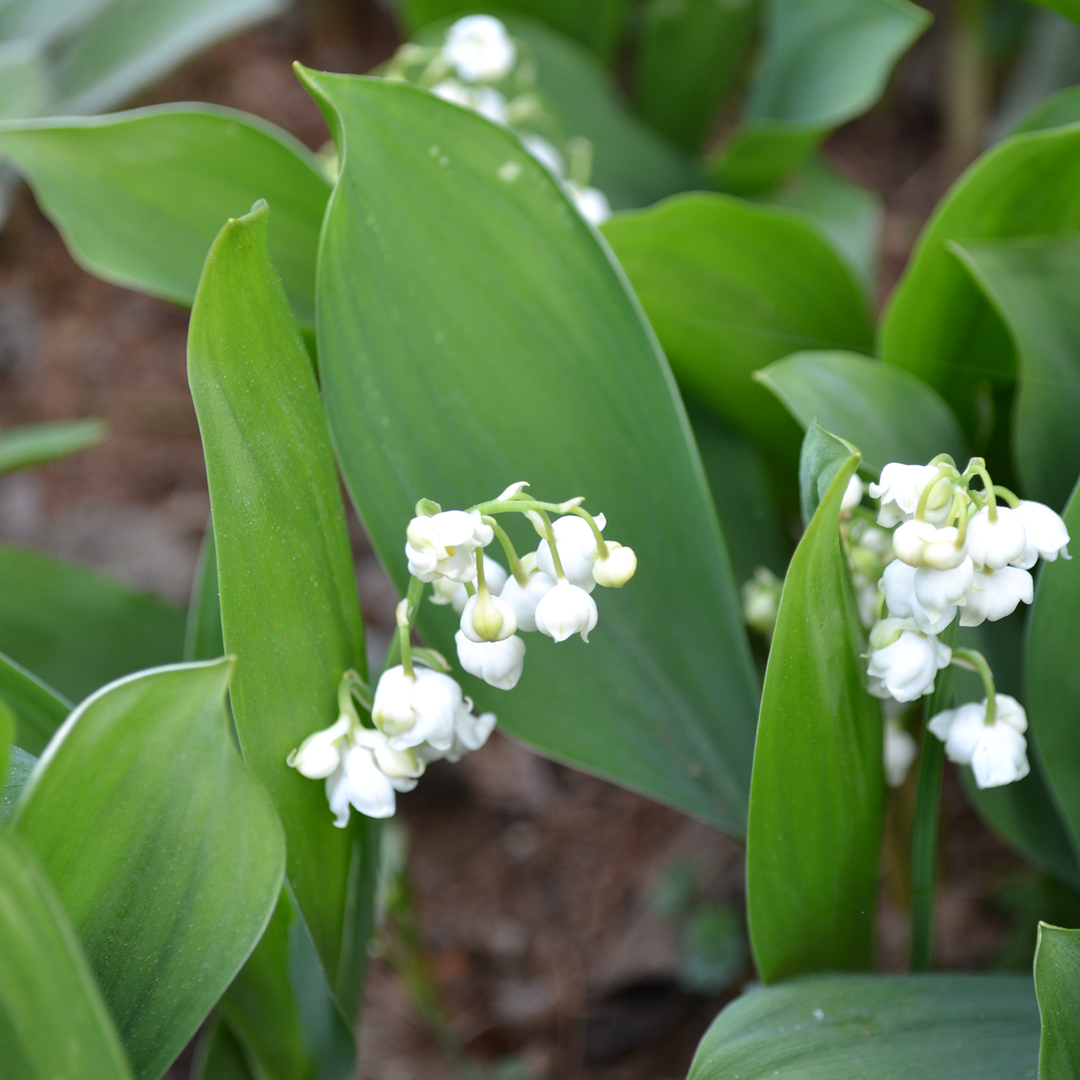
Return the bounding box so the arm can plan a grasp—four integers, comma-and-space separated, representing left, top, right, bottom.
915, 466, 954, 521
961, 458, 998, 519
483, 516, 529, 585
910, 620, 957, 972
535, 509, 566, 580
951, 648, 997, 724
565, 505, 609, 559
474, 546, 488, 593
991, 484, 1021, 508
469, 496, 583, 518
340, 669, 372, 715
396, 576, 427, 680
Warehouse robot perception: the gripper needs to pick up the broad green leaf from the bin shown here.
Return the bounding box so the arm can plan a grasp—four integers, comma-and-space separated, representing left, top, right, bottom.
187, 203, 372, 1015
633, 0, 758, 152
879, 124, 1080, 448
712, 0, 930, 193
0, 545, 184, 702
0, 747, 36, 824
1035, 923, 1080, 1078
0, 830, 132, 1080
192, 1018, 258, 1080
951, 236, 1080, 510
0, 650, 71, 756
185, 518, 225, 662
50, 0, 288, 115
401, 0, 630, 58
751, 155, 882, 294
797, 421, 857, 524
687, 974, 1040, 1079
1013, 86, 1080, 135
0, 417, 107, 475
302, 71, 760, 834
1025, 478, 1080, 870
603, 193, 873, 467
0, 106, 329, 325
13, 660, 285, 1080
747, 434, 882, 982
0, 693, 11, 787
757, 350, 968, 475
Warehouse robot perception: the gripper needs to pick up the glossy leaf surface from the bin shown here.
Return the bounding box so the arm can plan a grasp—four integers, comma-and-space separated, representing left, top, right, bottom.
0, 418, 106, 474
880, 124, 1080, 444
0, 747, 35, 824
0, 830, 132, 1080
14, 660, 284, 1080
185, 519, 225, 662
304, 71, 760, 835
688, 974, 1039, 1079
747, 432, 882, 982
952, 236, 1080, 510
0, 545, 184, 703
757, 350, 967, 475
0, 650, 71, 756
188, 203, 371, 1014
193, 1018, 258, 1080
603, 193, 872, 466
1035, 923, 1080, 1079
0, 106, 329, 324
1025, 479, 1080, 868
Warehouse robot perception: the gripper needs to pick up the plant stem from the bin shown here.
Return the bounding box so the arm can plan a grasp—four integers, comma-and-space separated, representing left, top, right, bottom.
942, 0, 991, 182
909, 622, 957, 971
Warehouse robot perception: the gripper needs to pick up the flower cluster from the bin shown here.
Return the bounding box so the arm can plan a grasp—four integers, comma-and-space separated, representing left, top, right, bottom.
288, 482, 636, 821
384, 15, 611, 223
859, 455, 1069, 788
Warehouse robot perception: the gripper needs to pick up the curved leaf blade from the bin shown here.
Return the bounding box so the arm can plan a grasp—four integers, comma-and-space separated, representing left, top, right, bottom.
747, 430, 882, 982
757, 349, 968, 475
187, 202, 371, 1014
1035, 923, 1080, 1079
0, 106, 329, 324
12, 660, 284, 1080
302, 70, 759, 835
687, 974, 1040, 1079
0, 829, 132, 1080
0, 418, 107, 475
0, 650, 71, 756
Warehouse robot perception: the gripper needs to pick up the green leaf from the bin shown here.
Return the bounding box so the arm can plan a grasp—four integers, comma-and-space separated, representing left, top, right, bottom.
0, 106, 329, 325
192, 1018, 258, 1080
401, 0, 631, 59
49, 0, 288, 114
302, 71, 760, 835
633, 0, 758, 152
0, 829, 132, 1080
0, 692, 11, 787
0, 746, 36, 825
797, 421, 858, 524
185, 518, 225, 662
1012, 85, 1080, 135
0, 545, 185, 703
879, 124, 1080, 449
0, 40, 48, 121
687, 974, 1040, 1079
751, 155, 883, 294
950, 236, 1080, 510
12, 659, 285, 1080
712, 0, 930, 193
0, 418, 107, 475
747, 434, 882, 982
187, 202, 372, 1015
1025, 478, 1080, 872
757, 350, 969, 476
1035, 923, 1080, 1079
0, 650, 71, 756
603, 193, 873, 467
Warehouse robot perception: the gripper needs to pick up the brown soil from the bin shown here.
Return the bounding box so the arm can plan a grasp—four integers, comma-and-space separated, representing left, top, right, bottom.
0, 3, 1033, 1078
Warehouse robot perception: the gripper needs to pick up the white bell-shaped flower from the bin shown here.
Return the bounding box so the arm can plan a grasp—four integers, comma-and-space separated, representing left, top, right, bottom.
914, 558, 973, 621
442, 15, 516, 81
354, 727, 424, 791
372, 665, 464, 753
593, 542, 637, 588
870, 463, 951, 527
326, 745, 398, 825
965, 505, 1027, 570
841, 475, 864, 512
499, 554, 555, 632
537, 513, 606, 592
446, 709, 497, 762
432, 79, 508, 124
405, 509, 493, 584
1012, 500, 1071, 568
866, 618, 951, 702
928, 695, 1029, 788
742, 566, 783, 636
959, 566, 1033, 627
534, 579, 599, 643
460, 589, 518, 642
893, 519, 968, 570
884, 716, 918, 787
880, 559, 956, 635
521, 133, 564, 176
568, 183, 611, 226
287, 714, 350, 779
455, 630, 526, 690
430, 556, 508, 613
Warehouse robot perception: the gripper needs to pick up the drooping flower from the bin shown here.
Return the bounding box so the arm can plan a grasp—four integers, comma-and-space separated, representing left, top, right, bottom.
880, 559, 956, 635
841, 475, 864, 513
568, 183, 611, 225
287, 714, 351, 779
534, 579, 598, 642
869, 464, 951, 527
592, 542, 637, 588
418, 708, 497, 764
1012, 500, 1071, 568
913, 558, 973, 622
405, 509, 493, 583
460, 589, 518, 642
372, 665, 466, 751
430, 555, 508, 613
866, 618, 951, 702
742, 566, 783, 637
455, 631, 526, 690
884, 716, 918, 787
892, 519, 967, 570
431, 79, 509, 124
965, 505, 1027, 570
537, 513, 606, 591
928, 695, 1030, 789
499, 553, 555, 632
441, 14, 516, 82
959, 566, 1033, 627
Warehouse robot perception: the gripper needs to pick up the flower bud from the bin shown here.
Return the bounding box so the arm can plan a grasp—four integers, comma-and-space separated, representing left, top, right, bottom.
287, 715, 350, 779
460, 589, 518, 642
441, 14, 516, 82
965, 505, 1027, 570
841, 475, 864, 512
500, 553, 556, 632
534, 580, 598, 643
884, 717, 917, 787
592, 542, 637, 587
455, 630, 526, 689
742, 567, 783, 637
537, 513, 606, 591
893, 519, 967, 570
